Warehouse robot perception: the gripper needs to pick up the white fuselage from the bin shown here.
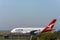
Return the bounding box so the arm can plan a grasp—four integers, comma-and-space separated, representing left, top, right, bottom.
11, 28, 44, 34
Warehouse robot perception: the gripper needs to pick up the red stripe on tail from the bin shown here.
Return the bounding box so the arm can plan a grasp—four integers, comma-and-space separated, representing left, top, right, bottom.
42, 19, 57, 32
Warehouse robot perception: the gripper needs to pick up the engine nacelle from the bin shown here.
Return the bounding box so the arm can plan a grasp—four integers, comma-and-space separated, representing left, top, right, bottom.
30, 30, 41, 35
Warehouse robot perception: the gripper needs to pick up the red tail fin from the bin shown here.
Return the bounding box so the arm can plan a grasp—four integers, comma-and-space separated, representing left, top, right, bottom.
42, 19, 57, 32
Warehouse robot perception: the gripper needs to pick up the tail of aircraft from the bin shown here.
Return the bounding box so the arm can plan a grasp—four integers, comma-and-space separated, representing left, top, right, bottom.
42, 19, 57, 32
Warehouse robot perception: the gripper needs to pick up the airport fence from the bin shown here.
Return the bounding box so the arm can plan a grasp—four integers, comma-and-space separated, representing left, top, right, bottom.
0, 32, 32, 40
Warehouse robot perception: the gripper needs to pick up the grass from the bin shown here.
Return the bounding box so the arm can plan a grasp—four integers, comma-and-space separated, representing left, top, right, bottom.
0, 36, 30, 40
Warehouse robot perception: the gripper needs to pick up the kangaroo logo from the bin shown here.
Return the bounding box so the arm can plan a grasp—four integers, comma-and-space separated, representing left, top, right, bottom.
47, 24, 54, 30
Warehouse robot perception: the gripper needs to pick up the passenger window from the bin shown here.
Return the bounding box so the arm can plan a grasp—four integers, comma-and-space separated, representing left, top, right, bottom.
15, 29, 23, 31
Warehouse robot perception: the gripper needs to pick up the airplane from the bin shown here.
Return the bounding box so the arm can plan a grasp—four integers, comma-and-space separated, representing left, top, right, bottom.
11, 19, 57, 35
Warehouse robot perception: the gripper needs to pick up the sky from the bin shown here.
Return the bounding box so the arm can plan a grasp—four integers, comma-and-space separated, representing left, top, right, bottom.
0, 0, 60, 30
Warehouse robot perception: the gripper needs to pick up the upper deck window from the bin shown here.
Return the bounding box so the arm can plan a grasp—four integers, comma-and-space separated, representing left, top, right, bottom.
15, 29, 23, 31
